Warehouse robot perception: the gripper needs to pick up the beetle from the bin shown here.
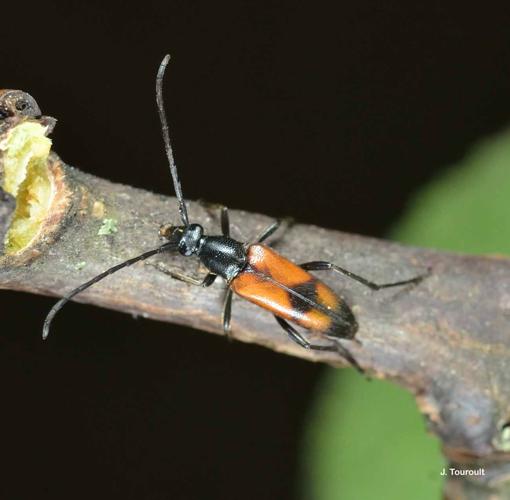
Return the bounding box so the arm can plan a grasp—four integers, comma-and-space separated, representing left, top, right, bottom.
42, 55, 426, 370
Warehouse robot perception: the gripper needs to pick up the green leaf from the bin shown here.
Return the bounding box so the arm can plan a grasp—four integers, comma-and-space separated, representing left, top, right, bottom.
303, 370, 443, 500
393, 129, 510, 253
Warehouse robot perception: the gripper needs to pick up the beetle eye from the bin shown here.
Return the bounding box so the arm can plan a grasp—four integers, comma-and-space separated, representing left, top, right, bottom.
15, 100, 28, 112
0, 107, 8, 119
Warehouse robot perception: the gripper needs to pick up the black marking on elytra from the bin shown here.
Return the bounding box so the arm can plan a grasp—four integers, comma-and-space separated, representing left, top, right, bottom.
288, 278, 358, 338
289, 280, 319, 314
325, 300, 358, 339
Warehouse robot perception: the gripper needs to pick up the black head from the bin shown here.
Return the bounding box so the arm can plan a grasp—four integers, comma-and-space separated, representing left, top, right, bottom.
0, 90, 42, 120
160, 223, 203, 256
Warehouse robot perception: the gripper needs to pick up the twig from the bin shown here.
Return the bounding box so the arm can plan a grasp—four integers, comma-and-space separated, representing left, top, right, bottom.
1, 142, 510, 500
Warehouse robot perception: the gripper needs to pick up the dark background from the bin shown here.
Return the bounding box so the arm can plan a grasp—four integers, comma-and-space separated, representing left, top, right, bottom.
2, 2, 510, 499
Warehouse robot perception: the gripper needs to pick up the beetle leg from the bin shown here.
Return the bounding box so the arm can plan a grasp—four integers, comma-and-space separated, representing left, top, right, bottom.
274, 315, 334, 350
222, 288, 233, 337
152, 262, 217, 287
300, 261, 428, 291
201, 273, 218, 287
220, 206, 230, 237
254, 220, 281, 243
326, 338, 365, 374
273, 316, 364, 374
197, 200, 232, 238
254, 217, 295, 244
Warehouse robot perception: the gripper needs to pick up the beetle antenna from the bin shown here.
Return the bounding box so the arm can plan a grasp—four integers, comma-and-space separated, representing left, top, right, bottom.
42, 241, 177, 340
156, 54, 190, 227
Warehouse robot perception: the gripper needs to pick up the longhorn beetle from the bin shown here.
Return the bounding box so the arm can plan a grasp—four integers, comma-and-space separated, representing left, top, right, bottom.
43, 55, 426, 371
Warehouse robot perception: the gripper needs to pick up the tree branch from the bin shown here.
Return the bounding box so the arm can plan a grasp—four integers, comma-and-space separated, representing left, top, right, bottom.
1, 126, 510, 499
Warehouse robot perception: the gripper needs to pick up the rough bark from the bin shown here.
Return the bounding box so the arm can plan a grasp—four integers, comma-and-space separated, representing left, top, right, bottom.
1, 155, 510, 499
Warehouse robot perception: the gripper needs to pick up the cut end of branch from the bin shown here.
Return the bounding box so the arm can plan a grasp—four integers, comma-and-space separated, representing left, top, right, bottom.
0, 117, 70, 258
0, 120, 52, 253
